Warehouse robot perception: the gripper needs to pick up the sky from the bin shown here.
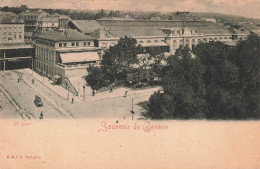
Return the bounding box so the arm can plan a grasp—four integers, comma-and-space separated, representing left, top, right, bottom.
1, 0, 260, 19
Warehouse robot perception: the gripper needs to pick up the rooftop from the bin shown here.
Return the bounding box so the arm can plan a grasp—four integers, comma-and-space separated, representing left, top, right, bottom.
0, 11, 18, 17
34, 29, 96, 42
0, 16, 24, 24
96, 20, 232, 37
69, 20, 103, 34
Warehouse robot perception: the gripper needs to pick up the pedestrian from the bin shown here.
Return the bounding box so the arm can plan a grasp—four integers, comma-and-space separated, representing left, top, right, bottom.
40, 111, 43, 119
72, 95, 74, 103
17, 78, 20, 83
125, 90, 128, 97
110, 86, 113, 93
32, 79, 34, 84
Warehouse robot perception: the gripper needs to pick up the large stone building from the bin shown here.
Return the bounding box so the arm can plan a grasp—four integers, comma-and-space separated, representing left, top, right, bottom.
34, 28, 102, 95
0, 15, 25, 44
69, 19, 248, 54
0, 13, 34, 71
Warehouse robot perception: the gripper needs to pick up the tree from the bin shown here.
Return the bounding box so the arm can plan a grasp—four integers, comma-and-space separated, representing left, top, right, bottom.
193, 41, 241, 119
148, 47, 165, 81
101, 36, 141, 84
147, 45, 206, 119
85, 66, 108, 93
230, 34, 260, 118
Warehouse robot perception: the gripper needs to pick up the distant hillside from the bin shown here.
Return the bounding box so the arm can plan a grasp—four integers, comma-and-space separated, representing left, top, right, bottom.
191, 12, 260, 24
1, 5, 260, 25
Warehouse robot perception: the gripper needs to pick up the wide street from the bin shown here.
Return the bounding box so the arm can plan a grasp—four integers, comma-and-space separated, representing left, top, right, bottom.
0, 69, 159, 120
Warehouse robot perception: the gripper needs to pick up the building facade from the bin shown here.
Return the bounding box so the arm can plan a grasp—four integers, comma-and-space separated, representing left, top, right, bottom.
69, 19, 248, 55
18, 10, 48, 32
0, 16, 25, 44
34, 29, 101, 95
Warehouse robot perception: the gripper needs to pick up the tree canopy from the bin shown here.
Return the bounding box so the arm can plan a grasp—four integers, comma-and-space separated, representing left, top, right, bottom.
147, 35, 260, 120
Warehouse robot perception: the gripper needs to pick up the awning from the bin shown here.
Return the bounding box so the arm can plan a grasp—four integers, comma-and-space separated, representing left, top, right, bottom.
140, 42, 170, 47
53, 75, 61, 79
60, 52, 100, 64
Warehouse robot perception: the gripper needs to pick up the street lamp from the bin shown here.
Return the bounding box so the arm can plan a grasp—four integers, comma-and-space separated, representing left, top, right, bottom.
66, 75, 70, 100
83, 86, 85, 101
3, 49, 6, 72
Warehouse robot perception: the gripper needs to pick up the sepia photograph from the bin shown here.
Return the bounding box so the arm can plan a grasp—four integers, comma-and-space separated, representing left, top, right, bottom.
0, 0, 259, 168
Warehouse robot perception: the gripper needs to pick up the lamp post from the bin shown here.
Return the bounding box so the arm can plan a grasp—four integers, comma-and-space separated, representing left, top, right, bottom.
3, 49, 6, 72
66, 75, 70, 100
31, 57, 33, 75
131, 98, 135, 120
83, 86, 85, 101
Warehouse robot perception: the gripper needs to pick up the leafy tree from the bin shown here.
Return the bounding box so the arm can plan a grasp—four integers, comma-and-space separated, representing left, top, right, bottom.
147, 45, 205, 119
230, 34, 260, 118
85, 66, 108, 93
193, 41, 241, 119
148, 47, 165, 81
101, 36, 141, 84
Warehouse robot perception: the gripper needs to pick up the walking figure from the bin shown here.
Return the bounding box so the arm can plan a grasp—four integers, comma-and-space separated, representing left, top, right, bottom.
32, 79, 34, 84
72, 95, 74, 103
17, 78, 20, 83
109, 86, 113, 93
125, 90, 128, 97
39, 111, 43, 119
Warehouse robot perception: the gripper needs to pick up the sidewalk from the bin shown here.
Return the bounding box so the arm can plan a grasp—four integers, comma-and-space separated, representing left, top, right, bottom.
23, 69, 161, 102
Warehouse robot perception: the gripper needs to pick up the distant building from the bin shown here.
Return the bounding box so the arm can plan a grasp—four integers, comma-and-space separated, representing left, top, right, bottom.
36, 13, 70, 34
169, 11, 197, 21
201, 18, 216, 23
37, 13, 60, 33
0, 11, 18, 19
33, 29, 102, 95
0, 15, 25, 44
18, 10, 48, 32
151, 17, 161, 21
0, 13, 34, 71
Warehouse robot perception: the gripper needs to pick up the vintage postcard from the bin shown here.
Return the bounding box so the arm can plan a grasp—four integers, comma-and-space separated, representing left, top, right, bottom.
0, 0, 260, 168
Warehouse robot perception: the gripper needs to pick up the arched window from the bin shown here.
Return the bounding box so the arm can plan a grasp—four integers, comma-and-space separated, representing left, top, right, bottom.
214, 37, 218, 41
110, 43, 116, 47
139, 40, 144, 44
154, 40, 158, 43
102, 43, 107, 49
179, 40, 184, 45
219, 37, 223, 40
203, 38, 207, 42
209, 38, 213, 42
147, 40, 151, 43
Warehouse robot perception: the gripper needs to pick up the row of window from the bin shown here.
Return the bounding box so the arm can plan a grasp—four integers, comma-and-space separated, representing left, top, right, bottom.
0, 26, 23, 29
2, 31, 22, 34
58, 41, 92, 48
19, 16, 37, 20
36, 61, 53, 75
101, 42, 116, 49
139, 40, 164, 44
2, 35, 22, 40
36, 47, 55, 62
